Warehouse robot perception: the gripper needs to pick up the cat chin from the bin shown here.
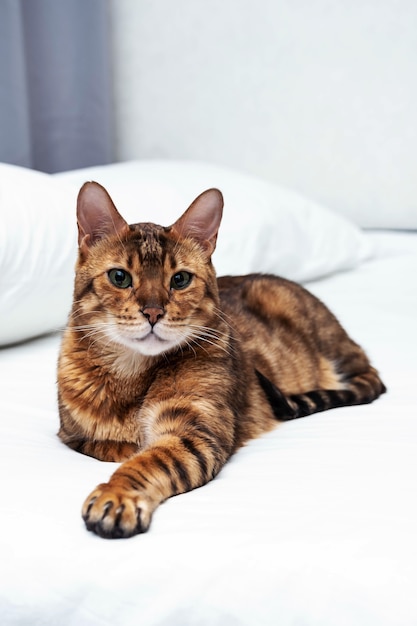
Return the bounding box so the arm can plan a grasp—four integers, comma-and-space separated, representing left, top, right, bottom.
110, 332, 179, 357
131, 335, 178, 357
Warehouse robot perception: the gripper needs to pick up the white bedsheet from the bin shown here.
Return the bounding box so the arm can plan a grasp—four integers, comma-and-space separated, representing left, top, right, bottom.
0, 231, 416, 626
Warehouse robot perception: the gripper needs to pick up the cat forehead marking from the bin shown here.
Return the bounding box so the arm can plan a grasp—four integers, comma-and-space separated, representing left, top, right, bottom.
128, 222, 168, 265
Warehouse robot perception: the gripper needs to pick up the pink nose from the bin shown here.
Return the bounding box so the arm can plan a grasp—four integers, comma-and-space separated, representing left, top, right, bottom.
142, 306, 165, 327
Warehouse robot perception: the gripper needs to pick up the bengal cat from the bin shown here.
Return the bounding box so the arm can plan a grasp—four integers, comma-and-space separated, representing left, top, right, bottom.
57, 182, 386, 539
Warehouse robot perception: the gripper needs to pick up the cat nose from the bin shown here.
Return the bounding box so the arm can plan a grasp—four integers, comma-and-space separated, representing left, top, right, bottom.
142, 305, 165, 327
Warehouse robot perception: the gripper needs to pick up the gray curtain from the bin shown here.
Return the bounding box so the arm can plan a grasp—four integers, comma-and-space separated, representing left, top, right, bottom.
0, 0, 114, 173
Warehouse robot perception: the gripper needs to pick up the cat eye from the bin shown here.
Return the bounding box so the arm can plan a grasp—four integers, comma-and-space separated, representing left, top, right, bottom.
170, 271, 193, 290
108, 269, 133, 289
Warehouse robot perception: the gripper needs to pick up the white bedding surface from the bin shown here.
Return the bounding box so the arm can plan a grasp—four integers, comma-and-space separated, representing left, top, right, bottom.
1, 231, 416, 626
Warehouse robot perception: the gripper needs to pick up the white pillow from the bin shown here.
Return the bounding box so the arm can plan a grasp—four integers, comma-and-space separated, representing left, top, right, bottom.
56, 159, 372, 277
0, 164, 77, 345
0, 159, 372, 346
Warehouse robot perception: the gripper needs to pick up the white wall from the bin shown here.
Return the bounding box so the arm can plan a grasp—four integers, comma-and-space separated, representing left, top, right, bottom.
110, 0, 417, 225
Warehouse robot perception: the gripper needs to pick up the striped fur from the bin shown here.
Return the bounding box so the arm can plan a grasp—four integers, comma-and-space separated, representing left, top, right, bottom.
57, 183, 386, 538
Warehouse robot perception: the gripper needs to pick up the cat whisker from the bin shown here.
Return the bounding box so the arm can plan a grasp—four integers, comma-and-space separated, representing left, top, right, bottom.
71, 325, 112, 339
189, 337, 230, 357
69, 321, 123, 353
212, 306, 238, 334
51, 325, 67, 335
71, 308, 107, 320
83, 328, 108, 341
185, 330, 232, 357
190, 332, 231, 351
185, 323, 237, 355
186, 322, 230, 339
71, 323, 109, 331
182, 338, 198, 358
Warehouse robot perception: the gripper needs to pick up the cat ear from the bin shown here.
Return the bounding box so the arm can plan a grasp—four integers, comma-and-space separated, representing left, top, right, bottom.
76, 182, 129, 252
171, 188, 224, 256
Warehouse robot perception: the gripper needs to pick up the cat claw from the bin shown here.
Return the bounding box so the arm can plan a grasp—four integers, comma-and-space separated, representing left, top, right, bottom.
82, 484, 151, 539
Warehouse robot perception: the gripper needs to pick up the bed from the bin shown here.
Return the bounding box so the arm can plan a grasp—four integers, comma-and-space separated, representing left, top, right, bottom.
1, 159, 416, 625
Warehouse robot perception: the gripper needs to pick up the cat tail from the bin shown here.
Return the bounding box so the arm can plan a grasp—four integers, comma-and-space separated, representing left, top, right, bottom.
255, 368, 386, 421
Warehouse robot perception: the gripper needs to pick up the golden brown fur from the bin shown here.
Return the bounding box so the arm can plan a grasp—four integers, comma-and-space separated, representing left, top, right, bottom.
57, 182, 386, 538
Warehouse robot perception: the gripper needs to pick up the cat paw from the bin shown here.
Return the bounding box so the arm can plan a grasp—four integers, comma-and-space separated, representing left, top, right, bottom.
82, 483, 153, 538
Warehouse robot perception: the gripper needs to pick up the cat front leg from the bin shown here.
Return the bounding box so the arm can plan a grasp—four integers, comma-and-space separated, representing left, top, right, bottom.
80, 455, 172, 538
81, 426, 233, 538
68, 439, 141, 462
58, 406, 142, 462
58, 423, 140, 462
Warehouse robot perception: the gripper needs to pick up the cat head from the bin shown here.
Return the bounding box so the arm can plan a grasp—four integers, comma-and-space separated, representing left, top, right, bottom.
72, 182, 224, 357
